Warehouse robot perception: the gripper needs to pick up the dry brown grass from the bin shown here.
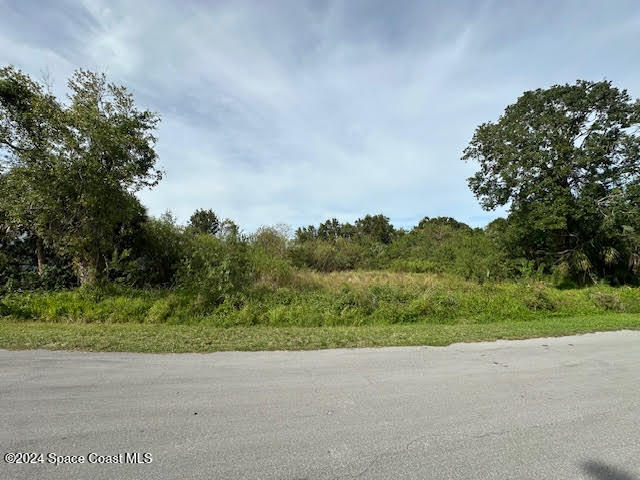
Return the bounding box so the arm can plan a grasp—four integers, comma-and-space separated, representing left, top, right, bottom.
293, 270, 467, 292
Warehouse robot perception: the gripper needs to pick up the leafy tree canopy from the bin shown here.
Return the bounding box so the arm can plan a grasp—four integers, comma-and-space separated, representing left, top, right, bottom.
463, 80, 640, 281
187, 208, 220, 236
0, 66, 162, 285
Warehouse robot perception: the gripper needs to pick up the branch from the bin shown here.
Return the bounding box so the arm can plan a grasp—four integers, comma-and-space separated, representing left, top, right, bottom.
0, 138, 30, 153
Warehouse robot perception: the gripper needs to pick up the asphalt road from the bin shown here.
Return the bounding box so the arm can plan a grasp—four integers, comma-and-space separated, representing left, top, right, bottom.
1, 331, 640, 480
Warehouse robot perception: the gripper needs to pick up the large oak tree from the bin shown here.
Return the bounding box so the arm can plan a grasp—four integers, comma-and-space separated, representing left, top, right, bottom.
463, 80, 640, 282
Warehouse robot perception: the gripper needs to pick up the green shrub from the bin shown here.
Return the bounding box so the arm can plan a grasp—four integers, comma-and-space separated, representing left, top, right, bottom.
408, 291, 462, 323
290, 238, 365, 272
112, 214, 187, 287
591, 292, 625, 312
390, 259, 440, 273
617, 288, 640, 313
251, 225, 290, 257
523, 284, 557, 311
177, 234, 252, 308
249, 248, 295, 287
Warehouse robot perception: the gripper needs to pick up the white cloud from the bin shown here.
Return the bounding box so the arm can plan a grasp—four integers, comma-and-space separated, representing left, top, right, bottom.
2, 0, 640, 230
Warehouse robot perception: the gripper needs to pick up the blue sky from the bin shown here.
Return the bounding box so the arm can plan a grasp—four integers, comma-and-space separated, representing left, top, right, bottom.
2, 0, 640, 231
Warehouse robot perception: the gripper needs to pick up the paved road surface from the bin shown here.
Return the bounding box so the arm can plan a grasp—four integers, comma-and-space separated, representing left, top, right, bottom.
1, 331, 640, 479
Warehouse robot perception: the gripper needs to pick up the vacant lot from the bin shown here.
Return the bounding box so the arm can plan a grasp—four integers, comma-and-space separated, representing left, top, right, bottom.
1, 272, 639, 352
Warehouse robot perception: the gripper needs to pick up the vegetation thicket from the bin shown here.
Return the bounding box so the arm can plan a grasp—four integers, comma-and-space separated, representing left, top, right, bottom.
2, 66, 640, 348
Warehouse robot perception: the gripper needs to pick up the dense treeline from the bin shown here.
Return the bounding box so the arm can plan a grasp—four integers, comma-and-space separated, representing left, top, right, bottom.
0, 210, 488, 290
0, 205, 634, 297
1, 66, 640, 302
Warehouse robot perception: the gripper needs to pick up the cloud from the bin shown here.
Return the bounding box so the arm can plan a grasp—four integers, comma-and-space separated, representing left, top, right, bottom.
2, 0, 640, 230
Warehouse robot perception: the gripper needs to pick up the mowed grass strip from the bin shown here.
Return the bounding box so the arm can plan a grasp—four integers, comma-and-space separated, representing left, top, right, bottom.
1, 314, 640, 352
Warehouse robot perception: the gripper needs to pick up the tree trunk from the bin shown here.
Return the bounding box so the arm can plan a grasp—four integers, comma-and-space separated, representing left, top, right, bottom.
35, 236, 45, 276
74, 255, 104, 287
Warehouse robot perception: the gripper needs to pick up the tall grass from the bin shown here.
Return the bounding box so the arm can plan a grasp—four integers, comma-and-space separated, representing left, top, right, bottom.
2, 271, 639, 327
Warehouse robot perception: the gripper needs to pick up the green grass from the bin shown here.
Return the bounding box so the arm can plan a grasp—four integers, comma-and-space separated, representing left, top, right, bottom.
2, 272, 640, 352
2, 272, 640, 326
1, 314, 640, 352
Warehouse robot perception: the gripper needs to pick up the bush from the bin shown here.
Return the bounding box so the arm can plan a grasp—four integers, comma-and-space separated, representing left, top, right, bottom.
177, 234, 251, 308
250, 250, 295, 287
408, 291, 462, 323
109, 213, 186, 287
290, 238, 365, 272
591, 292, 625, 312
249, 226, 295, 287
523, 284, 557, 311
251, 225, 290, 257
0, 231, 76, 293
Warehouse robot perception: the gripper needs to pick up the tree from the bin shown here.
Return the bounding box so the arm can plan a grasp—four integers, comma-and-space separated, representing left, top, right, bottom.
0, 66, 162, 286
416, 216, 472, 232
317, 218, 344, 241
294, 225, 317, 243
463, 80, 640, 281
0, 66, 62, 275
251, 224, 290, 257
355, 214, 395, 244
217, 218, 241, 240
187, 208, 220, 235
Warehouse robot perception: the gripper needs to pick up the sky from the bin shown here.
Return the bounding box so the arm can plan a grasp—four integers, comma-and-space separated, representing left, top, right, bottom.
1, 0, 640, 232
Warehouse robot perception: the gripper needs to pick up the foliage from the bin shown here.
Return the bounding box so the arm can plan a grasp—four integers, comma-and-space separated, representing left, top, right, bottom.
590, 291, 625, 312
251, 224, 290, 257
295, 213, 394, 244
177, 234, 251, 308
0, 226, 75, 293
354, 214, 396, 244
383, 217, 517, 281
463, 80, 640, 282
187, 208, 220, 235
108, 212, 186, 287
2, 65, 640, 338
0, 66, 161, 286
3, 271, 640, 327
290, 238, 367, 272
249, 225, 295, 287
